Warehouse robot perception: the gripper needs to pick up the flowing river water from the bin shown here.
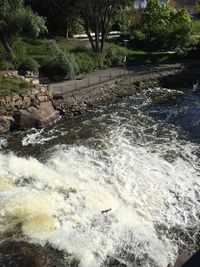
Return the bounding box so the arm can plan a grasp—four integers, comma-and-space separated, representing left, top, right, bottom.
0, 87, 200, 267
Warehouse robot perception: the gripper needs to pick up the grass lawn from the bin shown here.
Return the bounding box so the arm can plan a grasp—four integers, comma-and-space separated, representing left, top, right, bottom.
0, 75, 37, 97
0, 37, 176, 67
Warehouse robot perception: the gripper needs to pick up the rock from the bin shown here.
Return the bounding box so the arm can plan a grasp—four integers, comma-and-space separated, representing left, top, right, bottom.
0, 116, 14, 133
12, 93, 19, 102
41, 86, 47, 93
23, 96, 31, 107
5, 95, 12, 103
168, 254, 190, 267
148, 88, 184, 105
13, 101, 59, 130
31, 89, 39, 95
31, 79, 40, 85
37, 95, 48, 102
25, 78, 31, 83
36, 101, 60, 128
0, 98, 6, 105
0, 240, 66, 267
15, 98, 23, 109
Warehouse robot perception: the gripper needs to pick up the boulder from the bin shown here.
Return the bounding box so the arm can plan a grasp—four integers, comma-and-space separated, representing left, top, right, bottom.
0, 240, 66, 267
0, 116, 14, 133
148, 88, 184, 105
168, 254, 190, 267
36, 101, 59, 128
13, 101, 59, 130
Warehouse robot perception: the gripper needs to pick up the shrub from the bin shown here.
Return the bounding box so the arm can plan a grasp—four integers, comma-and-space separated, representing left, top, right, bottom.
40, 41, 79, 78
94, 54, 105, 69
17, 56, 39, 73
75, 52, 95, 73
104, 45, 126, 66
0, 60, 15, 71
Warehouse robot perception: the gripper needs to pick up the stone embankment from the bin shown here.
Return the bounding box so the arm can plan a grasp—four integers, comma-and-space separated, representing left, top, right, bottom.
53, 66, 185, 117
0, 62, 199, 133
0, 85, 59, 133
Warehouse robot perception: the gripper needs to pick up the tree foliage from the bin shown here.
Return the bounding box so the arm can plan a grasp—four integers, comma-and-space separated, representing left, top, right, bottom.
142, 0, 192, 50
0, 0, 46, 55
25, 0, 78, 39
25, 0, 131, 53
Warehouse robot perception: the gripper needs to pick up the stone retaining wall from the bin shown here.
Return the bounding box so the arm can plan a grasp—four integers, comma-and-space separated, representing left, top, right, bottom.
0, 86, 59, 133
0, 86, 52, 116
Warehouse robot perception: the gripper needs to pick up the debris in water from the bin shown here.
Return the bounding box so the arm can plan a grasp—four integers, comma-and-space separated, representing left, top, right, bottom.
101, 208, 112, 214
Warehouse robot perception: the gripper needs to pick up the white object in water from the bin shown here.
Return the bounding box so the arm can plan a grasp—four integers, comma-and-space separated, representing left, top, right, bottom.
193, 81, 199, 91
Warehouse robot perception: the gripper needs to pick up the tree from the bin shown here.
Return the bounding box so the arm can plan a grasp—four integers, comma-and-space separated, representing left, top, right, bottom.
51, 0, 79, 39
142, 0, 192, 50
26, 0, 130, 53
25, 0, 79, 39
78, 0, 131, 53
0, 0, 46, 55
194, 0, 200, 15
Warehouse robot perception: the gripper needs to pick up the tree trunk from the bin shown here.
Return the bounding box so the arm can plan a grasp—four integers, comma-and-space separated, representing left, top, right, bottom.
65, 19, 69, 40
100, 31, 106, 53
95, 29, 100, 53
1, 39, 13, 55
85, 26, 96, 53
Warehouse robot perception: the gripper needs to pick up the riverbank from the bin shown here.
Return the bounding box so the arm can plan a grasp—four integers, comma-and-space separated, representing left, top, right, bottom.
0, 61, 200, 133
52, 61, 198, 118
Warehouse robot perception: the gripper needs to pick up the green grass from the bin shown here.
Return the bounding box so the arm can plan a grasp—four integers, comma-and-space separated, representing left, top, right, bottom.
55, 37, 88, 52
127, 50, 176, 64
0, 75, 37, 96
0, 36, 177, 73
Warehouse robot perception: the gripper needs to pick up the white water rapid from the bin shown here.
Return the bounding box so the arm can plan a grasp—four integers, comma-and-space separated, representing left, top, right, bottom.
0, 90, 200, 267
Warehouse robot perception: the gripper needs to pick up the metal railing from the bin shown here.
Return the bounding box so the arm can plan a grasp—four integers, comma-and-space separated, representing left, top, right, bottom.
52, 69, 132, 96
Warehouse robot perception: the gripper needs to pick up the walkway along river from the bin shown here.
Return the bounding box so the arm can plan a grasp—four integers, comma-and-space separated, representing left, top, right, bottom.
0, 86, 200, 266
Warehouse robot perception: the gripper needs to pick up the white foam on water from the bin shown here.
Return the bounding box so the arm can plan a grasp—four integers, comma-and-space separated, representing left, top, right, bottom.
0, 89, 200, 266
0, 121, 199, 267
22, 128, 56, 146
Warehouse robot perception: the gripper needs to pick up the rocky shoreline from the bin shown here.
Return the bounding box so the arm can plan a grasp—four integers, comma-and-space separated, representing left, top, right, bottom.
0, 85, 59, 133
53, 64, 193, 118
0, 62, 199, 134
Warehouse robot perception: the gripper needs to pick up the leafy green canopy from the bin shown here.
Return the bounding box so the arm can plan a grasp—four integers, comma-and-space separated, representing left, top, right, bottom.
142, 0, 192, 50
0, 0, 46, 54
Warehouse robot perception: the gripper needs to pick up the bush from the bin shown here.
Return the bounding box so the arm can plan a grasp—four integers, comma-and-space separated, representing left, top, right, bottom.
104, 45, 126, 66
0, 60, 15, 71
40, 41, 79, 78
94, 54, 105, 69
75, 51, 106, 73
17, 56, 39, 73
75, 52, 96, 73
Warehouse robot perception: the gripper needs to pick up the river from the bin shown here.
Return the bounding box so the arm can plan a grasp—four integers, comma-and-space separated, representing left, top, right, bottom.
0, 87, 200, 267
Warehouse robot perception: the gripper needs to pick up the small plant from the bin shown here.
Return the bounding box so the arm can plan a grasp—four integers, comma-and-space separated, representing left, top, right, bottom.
132, 81, 141, 88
